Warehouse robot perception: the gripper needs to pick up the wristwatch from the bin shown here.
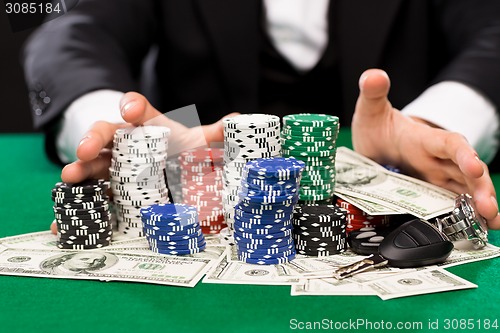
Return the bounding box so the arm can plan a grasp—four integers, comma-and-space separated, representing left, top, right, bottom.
433, 193, 488, 250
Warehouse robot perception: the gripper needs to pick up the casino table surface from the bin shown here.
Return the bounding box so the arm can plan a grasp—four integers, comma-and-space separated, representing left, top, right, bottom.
1, 131, 499, 333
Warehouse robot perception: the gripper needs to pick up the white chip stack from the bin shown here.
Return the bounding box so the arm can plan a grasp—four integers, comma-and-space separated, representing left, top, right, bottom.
221, 114, 282, 233
110, 126, 171, 239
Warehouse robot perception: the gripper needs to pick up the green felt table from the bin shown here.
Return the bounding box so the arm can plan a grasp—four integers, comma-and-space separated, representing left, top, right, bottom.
0, 131, 499, 333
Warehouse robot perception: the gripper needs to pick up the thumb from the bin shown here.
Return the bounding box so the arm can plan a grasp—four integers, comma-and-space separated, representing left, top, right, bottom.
203, 112, 241, 143
120, 92, 165, 126
355, 69, 391, 117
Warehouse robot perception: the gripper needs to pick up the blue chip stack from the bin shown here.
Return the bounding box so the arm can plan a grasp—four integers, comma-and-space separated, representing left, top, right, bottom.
140, 203, 206, 255
234, 157, 305, 265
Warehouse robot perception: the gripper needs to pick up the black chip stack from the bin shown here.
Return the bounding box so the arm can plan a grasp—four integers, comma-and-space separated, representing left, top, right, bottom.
292, 204, 348, 256
51, 179, 113, 249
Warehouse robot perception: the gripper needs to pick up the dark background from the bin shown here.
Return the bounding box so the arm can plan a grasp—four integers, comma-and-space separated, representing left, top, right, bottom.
0, 9, 37, 133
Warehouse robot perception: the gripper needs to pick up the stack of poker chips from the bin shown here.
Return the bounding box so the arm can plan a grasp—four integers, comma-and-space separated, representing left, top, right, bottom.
110, 126, 171, 238
222, 114, 282, 231
336, 197, 391, 233
52, 179, 113, 249
140, 203, 206, 255
180, 147, 226, 234
281, 114, 339, 203
234, 157, 305, 265
292, 204, 348, 256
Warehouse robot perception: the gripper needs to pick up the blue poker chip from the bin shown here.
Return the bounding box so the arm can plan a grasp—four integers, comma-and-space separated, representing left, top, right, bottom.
144, 230, 202, 242
233, 221, 293, 235
238, 252, 296, 265
237, 248, 296, 260
145, 234, 205, 246
149, 244, 206, 255
238, 192, 297, 204
234, 214, 293, 225
236, 202, 296, 214
243, 180, 299, 193
245, 176, 300, 188
234, 228, 293, 240
147, 238, 206, 250
140, 203, 198, 224
234, 218, 292, 230
237, 237, 294, 249
237, 243, 295, 255
235, 235, 294, 246
234, 208, 293, 222
140, 216, 199, 227
244, 157, 305, 179
142, 221, 200, 233
142, 225, 201, 237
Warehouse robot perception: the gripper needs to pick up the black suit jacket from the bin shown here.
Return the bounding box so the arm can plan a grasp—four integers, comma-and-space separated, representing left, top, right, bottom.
22, 0, 500, 164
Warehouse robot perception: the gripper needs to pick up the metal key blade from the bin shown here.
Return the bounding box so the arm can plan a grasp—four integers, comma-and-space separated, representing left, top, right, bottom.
333, 254, 388, 280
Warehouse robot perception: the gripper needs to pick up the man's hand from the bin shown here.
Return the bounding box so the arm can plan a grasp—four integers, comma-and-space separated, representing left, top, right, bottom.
61, 92, 236, 183
352, 69, 500, 229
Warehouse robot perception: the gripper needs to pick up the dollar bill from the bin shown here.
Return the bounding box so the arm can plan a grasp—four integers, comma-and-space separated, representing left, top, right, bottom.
0, 247, 212, 287
366, 268, 477, 300
0, 231, 60, 250
203, 251, 301, 285
106, 236, 227, 260
440, 243, 500, 268
335, 147, 456, 219
334, 192, 404, 215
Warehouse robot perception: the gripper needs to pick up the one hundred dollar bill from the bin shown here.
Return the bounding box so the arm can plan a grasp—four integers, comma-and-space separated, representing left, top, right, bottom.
334, 147, 456, 219
366, 268, 477, 300
0, 247, 213, 287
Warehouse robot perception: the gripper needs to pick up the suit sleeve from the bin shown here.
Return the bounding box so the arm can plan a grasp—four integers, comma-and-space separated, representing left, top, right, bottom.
433, 0, 500, 109
22, 0, 158, 130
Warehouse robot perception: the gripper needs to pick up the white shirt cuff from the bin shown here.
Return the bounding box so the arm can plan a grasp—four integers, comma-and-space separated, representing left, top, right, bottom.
56, 89, 125, 163
401, 81, 499, 163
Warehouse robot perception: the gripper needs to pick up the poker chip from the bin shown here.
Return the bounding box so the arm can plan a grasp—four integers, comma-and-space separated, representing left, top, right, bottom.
141, 203, 206, 255
179, 147, 227, 234
336, 197, 392, 233
222, 114, 283, 231
233, 157, 304, 265
281, 114, 339, 203
238, 252, 296, 265
291, 203, 348, 256
110, 125, 171, 238
51, 180, 113, 249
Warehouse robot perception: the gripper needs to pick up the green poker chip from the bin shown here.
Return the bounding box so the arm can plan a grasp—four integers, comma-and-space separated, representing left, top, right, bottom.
299, 178, 336, 186
283, 114, 340, 127
281, 133, 337, 142
299, 193, 334, 201
282, 139, 336, 149
282, 148, 336, 157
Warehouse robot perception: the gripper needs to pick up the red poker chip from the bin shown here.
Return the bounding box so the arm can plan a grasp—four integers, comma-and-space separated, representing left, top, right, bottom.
183, 193, 223, 201
179, 148, 224, 163
198, 211, 224, 219
199, 221, 226, 227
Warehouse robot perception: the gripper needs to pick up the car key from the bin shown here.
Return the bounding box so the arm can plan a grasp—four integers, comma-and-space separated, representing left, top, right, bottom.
333, 218, 454, 279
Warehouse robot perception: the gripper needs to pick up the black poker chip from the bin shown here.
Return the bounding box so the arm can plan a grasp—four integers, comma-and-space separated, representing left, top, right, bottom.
53, 179, 109, 195
52, 205, 110, 215
52, 180, 113, 250
53, 200, 109, 210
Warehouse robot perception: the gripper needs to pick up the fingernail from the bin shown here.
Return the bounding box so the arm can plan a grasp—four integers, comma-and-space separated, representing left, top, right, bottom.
120, 101, 136, 116
79, 135, 91, 146
491, 196, 498, 211
358, 73, 369, 91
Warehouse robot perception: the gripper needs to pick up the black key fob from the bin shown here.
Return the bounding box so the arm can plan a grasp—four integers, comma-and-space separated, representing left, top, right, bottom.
379, 218, 454, 268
